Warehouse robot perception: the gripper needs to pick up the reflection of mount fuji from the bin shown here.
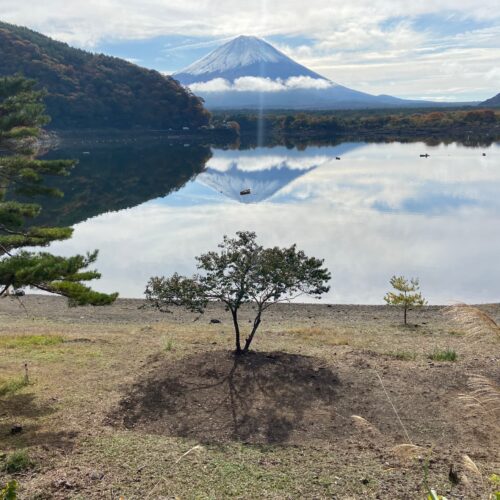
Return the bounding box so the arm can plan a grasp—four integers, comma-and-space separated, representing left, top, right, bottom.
199, 162, 315, 203
198, 143, 362, 203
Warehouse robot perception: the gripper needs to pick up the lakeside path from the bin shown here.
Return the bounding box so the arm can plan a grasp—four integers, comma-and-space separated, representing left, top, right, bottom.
1, 296, 499, 498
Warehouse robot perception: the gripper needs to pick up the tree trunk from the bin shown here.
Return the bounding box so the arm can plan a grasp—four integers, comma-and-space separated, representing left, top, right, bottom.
242, 312, 262, 353
231, 308, 242, 354
404, 307, 407, 325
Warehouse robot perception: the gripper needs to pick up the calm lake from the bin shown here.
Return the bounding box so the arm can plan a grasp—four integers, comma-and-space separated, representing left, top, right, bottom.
41, 138, 500, 304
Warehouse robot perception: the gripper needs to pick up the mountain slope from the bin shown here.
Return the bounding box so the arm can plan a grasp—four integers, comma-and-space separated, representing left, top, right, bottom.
481, 93, 500, 107
174, 36, 428, 110
199, 164, 316, 203
175, 35, 324, 84
0, 21, 210, 129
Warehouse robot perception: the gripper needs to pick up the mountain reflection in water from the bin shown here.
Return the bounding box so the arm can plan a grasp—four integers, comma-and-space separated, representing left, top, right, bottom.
41, 139, 500, 304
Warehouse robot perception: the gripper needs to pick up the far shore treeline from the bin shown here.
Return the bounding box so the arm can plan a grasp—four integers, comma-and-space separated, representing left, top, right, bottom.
213, 108, 500, 144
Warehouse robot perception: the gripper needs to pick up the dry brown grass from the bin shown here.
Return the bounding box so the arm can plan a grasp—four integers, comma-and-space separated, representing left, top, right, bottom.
390, 444, 425, 462
286, 326, 350, 346
445, 303, 500, 340
0, 297, 499, 499
459, 375, 500, 423
351, 415, 381, 436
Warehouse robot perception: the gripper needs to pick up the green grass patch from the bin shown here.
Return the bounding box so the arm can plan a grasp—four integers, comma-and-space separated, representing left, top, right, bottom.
0, 334, 64, 348
386, 351, 417, 361
0, 376, 29, 397
428, 348, 457, 362
162, 337, 174, 352
3, 450, 34, 473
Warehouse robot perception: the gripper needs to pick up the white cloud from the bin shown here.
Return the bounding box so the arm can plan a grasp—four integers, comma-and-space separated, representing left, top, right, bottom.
286, 76, 333, 89
189, 76, 333, 93
3, 0, 500, 47
189, 77, 232, 92
207, 149, 333, 172
2, 0, 499, 100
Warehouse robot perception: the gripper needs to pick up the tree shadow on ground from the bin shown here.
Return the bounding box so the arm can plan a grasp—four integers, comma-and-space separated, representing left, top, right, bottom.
112, 350, 340, 444
0, 393, 77, 451
0, 393, 55, 419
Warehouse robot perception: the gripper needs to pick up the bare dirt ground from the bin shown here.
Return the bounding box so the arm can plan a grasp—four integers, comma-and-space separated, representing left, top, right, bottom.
0, 296, 499, 499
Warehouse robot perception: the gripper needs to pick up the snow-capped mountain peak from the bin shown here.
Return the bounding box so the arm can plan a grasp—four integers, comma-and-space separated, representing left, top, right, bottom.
174, 35, 325, 85
182, 36, 282, 75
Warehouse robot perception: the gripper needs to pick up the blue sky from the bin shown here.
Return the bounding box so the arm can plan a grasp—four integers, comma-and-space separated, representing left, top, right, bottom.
2, 0, 499, 101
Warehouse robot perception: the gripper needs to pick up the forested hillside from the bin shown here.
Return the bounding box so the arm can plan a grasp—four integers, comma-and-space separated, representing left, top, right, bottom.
0, 21, 210, 129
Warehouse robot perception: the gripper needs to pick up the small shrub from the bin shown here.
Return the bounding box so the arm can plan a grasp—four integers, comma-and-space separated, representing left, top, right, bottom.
0, 377, 29, 397
4, 450, 34, 473
428, 349, 457, 362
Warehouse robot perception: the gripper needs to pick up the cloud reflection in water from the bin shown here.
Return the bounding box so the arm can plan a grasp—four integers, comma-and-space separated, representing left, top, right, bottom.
49, 141, 500, 304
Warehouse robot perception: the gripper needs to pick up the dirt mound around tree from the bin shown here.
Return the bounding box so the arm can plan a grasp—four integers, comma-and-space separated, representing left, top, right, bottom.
111, 351, 340, 444
110, 349, 495, 450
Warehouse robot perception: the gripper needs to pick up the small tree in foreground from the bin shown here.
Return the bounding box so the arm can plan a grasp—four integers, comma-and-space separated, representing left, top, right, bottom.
146, 231, 331, 354
384, 275, 427, 325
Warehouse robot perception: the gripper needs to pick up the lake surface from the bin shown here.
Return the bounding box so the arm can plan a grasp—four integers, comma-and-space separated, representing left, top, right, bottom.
42, 139, 500, 304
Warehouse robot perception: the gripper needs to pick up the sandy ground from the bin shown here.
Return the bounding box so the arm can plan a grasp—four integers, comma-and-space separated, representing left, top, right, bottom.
0, 296, 499, 499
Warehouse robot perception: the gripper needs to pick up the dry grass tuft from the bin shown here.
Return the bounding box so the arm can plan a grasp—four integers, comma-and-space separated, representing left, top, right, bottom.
175, 444, 204, 464
445, 304, 500, 340
390, 444, 424, 461
462, 454, 482, 478
351, 415, 380, 435
459, 375, 500, 423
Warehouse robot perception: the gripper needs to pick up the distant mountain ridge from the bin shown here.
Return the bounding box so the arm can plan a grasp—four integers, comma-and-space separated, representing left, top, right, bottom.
0, 21, 209, 129
174, 36, 435, 110
481, 93, 500, 107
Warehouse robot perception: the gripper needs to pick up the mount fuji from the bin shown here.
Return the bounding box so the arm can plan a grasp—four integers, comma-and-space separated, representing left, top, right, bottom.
175, 36, 324, 85
173, 36, 424, 109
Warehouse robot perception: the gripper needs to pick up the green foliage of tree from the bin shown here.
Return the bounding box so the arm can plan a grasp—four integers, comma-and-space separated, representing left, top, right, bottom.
384, 275, 427, 325
0, 21, 210, 129
146, 231, 331, 354
0, 75, 117, 305
0, 480, 17, 500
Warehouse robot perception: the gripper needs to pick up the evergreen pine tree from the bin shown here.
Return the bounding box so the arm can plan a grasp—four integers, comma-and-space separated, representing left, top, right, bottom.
384, 275, 426, 325
0, 75, 117, 305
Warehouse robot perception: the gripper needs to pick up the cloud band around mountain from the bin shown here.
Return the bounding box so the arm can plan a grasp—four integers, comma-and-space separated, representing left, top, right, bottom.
188, 76, 334, 93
